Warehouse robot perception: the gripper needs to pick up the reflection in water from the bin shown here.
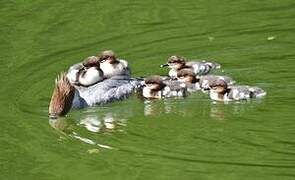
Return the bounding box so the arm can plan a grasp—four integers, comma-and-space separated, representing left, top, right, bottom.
143, 99, 180, 116
209, 99, 265, 121
49, 110, 130, 149
49, 117, 113, 149
78, 113, 124, 132
210, 102, 226, 120
143, 97, 265, 121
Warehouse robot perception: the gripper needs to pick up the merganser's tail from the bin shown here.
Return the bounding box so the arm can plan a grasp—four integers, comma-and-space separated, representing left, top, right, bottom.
249, 87, 267, 98
49, 72, 75, 118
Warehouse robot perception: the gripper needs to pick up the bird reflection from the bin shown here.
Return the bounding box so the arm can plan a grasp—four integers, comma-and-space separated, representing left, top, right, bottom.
143, 97, 265, 121
143, 99, 186, 116
49, 110, 131, 149
209, 99, 264, 121
209, 102, 226, 120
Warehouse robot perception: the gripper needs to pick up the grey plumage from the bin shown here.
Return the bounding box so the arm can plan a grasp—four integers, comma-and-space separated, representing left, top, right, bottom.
199, 75, 235, 90
227, 85, 266, 100
186, 60, 221, 75
71, 75, 141, 108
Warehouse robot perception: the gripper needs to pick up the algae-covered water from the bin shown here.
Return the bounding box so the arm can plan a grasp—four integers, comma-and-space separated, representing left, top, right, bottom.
1, 0, 295, 179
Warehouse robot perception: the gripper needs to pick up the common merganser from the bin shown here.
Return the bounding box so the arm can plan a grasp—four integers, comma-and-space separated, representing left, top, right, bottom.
142, 75, 187, 99
160, 55, 221, 78
208, 79, 266, 101
66, 56, 104, 87
49, 73, 141, 118
97, 50, 130, 78
176, 68, 234, 92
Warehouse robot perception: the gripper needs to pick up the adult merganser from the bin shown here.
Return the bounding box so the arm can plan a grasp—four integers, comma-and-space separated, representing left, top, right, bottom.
66, 56, 104, 87
49, 72, 141, 118
176, 68, 234, 92
142, 75, 187, 99
97, 50, 130, 78
160, 55, 221, 78
208, 79, 266, 101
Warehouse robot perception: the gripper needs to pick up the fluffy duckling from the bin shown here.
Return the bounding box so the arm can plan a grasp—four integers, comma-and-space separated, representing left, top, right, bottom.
66, 56, 104, 87
208, 79, 266, 101
142, 75, 187, 99
160, 55, 220, 78
98, 50, 130, 78
176, 68, 234, 92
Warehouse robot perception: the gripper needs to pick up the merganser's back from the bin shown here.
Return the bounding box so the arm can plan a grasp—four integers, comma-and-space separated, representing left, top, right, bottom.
187, 60, 221, 75
49, 73, 141, 118
73, 75, 141, 107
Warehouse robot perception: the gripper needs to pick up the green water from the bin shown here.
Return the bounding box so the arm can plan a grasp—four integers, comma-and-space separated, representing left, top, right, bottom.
1, 0, 295, 179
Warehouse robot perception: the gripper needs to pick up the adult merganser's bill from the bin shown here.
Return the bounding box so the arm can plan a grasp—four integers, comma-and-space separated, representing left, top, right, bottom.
160, 55, 220, 78
97, 50, 130, 78
49, 73, 141, 118
208, 79, 266, 101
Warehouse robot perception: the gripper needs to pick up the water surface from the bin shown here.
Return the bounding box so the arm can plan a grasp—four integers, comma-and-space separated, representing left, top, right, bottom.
1, 0, 295, 179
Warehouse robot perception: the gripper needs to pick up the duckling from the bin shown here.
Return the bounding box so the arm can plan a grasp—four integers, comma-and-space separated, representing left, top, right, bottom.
176, 68, 234, 92
142, 75, 187, 99
160, 55, 220, 78
97, 50, 130, 78
208, 79, 266, 101
79, 56, 104, 86
66, 56, 104, 87
49, 73, 141, 118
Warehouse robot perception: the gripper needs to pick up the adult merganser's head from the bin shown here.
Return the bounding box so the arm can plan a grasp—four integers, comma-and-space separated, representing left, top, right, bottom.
98, 50, 117, 64
209, 79, 228, 94
160, 55, 186, 70
176, 68, 198, 83
49, 73, 75, 118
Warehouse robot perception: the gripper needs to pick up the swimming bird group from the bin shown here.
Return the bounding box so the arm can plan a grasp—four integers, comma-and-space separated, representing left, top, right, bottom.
49, 50, 266, 118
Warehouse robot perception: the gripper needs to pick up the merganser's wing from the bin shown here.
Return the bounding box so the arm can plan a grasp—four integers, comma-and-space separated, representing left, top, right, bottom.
187, 60, 221, 75
73, 76, 141, 107
227, 85, 266, 100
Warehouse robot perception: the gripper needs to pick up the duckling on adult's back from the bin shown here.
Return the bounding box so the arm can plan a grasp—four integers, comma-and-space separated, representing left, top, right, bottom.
66, 56, 104, 87
97, 50, 130, 78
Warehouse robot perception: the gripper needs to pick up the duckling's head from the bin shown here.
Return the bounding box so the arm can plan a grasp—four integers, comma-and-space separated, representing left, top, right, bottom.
160, 55, 186, 70
98, 50, 117, 64
177, 68, 197, 83
144, 75, 166, 91
49, 72, 75, 118
82, 56, 100, 68
209, 79, 228, 94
